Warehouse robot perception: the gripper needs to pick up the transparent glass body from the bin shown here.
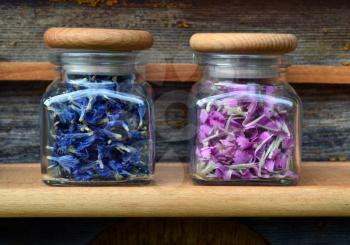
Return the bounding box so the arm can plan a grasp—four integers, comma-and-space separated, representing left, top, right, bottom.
190, 53, 302, 185
40, 52, 155, 185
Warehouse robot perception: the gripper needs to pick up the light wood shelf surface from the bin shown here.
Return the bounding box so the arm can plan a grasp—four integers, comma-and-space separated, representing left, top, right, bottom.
0, 162, 350, 217
1, 62, 350, 84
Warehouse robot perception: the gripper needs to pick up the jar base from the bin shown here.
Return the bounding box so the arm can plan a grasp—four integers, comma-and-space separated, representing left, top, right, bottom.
192, 176, 297, 186
43, 176, 153, 186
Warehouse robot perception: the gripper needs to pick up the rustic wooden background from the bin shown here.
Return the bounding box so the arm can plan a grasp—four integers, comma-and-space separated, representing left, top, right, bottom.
1, 0, 350, 244
1, 0, 350, 162
1, 0, 350, 65
2, 81, 350, 163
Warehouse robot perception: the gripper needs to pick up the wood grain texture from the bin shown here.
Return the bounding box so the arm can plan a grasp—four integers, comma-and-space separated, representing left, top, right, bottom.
145, 63, 200, 82
0, 62, 55, 81
0, 162, 350, 217
1, 82, 350, 163
2, 62, 350, 84
44, 28, 153, 51
190, 33, 297, 54
0, 0, 350, 242
1, 0, 350, 64
90, 218, 268, 245
287, 65, 350, 84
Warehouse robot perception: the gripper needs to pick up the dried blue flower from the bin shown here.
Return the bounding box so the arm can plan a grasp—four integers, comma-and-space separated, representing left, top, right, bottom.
44, 74, 152, 182
48, 155, 80, 174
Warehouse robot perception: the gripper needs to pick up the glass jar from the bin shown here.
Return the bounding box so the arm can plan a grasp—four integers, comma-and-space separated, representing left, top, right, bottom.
190, 35, 302, 185
40, 28, 155, 186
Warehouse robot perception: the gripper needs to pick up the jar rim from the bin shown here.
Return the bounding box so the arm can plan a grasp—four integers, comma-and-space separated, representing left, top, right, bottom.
194, 52, 288, 67
49, 51, 147, 75
194, 53, 291, 79
49, 50, 141, 66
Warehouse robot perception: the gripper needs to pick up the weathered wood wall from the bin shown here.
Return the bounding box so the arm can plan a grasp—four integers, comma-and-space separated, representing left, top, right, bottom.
1, 81, 350, 163
1, 0, 350, 162
1, 0, 350, 65
1, 1, 350, 244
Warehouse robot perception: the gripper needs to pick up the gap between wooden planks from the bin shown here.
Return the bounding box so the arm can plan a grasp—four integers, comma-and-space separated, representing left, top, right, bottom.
0, 62, 350, 84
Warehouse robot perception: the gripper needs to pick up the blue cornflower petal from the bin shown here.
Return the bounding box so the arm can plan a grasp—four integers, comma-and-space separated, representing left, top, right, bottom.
45, 74, 151, 182
76, 134, 96, 151
96, 165, 114, 179
138, 104, 146, 117
48, 155, 80, 174
128, 130, 145, 140
56, 106, 78, 125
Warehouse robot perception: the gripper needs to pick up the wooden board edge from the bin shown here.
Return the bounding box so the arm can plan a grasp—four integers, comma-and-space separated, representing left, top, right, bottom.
0, 162, 350, 217
0, 62, 56, 81
1, 62, 350, 84
287, 65, 350, 84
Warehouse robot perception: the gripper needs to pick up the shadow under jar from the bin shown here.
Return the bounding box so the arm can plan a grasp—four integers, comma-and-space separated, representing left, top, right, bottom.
40, 28, 155, 185
189, 33, 302, 185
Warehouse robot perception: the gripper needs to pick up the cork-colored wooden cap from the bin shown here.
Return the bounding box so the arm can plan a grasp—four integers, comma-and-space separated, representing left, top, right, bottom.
190, 33, 297, 54
44, 28, 153, 51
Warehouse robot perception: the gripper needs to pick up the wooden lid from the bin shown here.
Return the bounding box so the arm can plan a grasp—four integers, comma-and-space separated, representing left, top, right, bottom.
190, 33, 297, 54
44, 28, 153, 51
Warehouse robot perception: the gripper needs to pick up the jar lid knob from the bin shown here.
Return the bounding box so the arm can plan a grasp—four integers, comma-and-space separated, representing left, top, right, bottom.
44, 27, 153, 51
190, 33, 297, 54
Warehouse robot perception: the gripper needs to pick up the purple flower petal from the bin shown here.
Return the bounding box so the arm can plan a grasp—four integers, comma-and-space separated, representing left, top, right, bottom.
258, 131, 273, 143
199, 109, 209, 123
195, 84, 297, 182
269, 149, 281, 159
265, 121, 281, 131
215, 168, 224, 179
263, 105, 274, 118
241, 169, 257, 179
237, 135, 252, 150
220, 136, 236, 147
285, 170, 299, 179
198, 147, 213, 160
243, 127, 259, 142
233, 150, 253, 164
221, 98, 238, 107
208, 111, 225, 127
243, 114, 265, 128
230, 118, 243, 128
282, 137, 294, 149
264, 159, 275, 172
266, 85, 277, 95
247, 101, 257, 118
198, 124, 212, 140
214, 162, 225, 177
275, 153, 288, 170
223, 169, 233, 180
255, 147, 266, 160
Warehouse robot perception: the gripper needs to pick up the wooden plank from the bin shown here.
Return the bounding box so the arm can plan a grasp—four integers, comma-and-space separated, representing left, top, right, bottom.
2, 0, 350, 65
1, 62, 350, 84
0, 162, 350, 217
89, 218, 268, 245
145, 63, 200, 82
287, 65, 350, 84
1, 81, 350, 163
0, 62, 55, 81
147, 64, 350, 84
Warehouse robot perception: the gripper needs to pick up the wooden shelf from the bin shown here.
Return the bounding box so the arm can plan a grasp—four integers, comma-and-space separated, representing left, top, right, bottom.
0, 62, 55, 81
1, 62, 350, 84
0, 162, 350, 217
